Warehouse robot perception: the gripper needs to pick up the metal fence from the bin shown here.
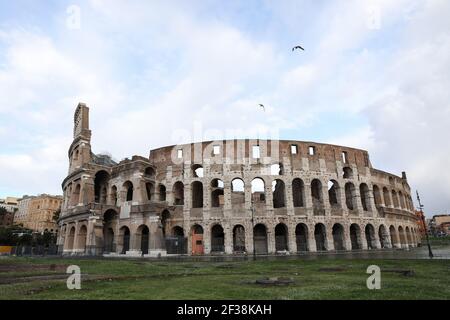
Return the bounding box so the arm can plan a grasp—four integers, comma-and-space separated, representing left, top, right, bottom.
10, 245, 59, 256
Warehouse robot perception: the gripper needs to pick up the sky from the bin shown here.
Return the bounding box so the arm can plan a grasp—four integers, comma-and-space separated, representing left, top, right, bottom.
0, 0, 449, 217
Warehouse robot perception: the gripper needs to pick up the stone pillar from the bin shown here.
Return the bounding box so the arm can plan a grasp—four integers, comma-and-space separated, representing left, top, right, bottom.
326, 226, 335, 251
72, 221, 80, 254
354, 188, 364, 216
147, 217, 167, 257
267, 225, 275, 254
360, 229, 368, 250
304, 182, 313, 218
285, 179, 294, 214
224, 224, 233, 254
246, 224, 254, 255
308, 229, 317, 252
203, 224, 211, 254
344, 228, 352, 251
368, 188, 377, 217
322, 184, 331, 217
288, 224, 297, 253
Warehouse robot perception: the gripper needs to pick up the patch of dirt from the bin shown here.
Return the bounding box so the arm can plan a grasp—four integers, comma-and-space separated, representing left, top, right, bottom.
241, 277, 295, 286
382, 269, 415, 277
318, 267, 346, 272
0, 264, 68, 273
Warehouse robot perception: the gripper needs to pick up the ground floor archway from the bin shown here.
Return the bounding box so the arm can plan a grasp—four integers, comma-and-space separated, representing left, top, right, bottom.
253, 224, 268, 254
295, 223, 308, 252
233, 225, 246, 252
275, 223, 288, 251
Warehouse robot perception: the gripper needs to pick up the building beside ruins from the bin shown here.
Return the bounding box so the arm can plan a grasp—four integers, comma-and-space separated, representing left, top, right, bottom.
0, 197, 19, 227
15, 194, 62, 233
57, 103, 420, 256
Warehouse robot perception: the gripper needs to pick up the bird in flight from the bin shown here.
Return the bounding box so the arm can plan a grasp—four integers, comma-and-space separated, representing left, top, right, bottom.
258, 104, 265, 112
292, 45, 305, 51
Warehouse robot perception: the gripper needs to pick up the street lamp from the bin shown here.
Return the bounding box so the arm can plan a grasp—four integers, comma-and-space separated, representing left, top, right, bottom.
416, 190, 433, 258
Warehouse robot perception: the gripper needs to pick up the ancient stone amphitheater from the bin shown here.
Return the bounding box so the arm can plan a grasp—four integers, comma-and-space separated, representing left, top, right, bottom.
57, 103, 420, 256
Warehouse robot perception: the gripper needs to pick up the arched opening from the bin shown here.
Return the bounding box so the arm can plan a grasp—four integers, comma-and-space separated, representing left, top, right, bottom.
332, 224, 345, 250
272, 179, 286, 208
253, 224, 268, 254
138, 225, 149, 255
373, 185, 382, 207
365, 224, 376, 249
119, 226, 130, 254
292, 178, 305, 207
172, 226, 184, 237
389, 225, 398, 247
172, 181, 184, 205
345, 182, 356, 211
275, 223, 288, 251
392, 190, 399, 208
146, 182, 154, 201
343, 166, 353, 179
159, 184, 166, 201
383, 187, 391, 207
110, 186, 118, 205
311, 179, 323, 214
123, 181, 133, 202
66, 226, 75, 250
144, 167, 155, 178
251, 178, 266, 207
191, 224, 204, 255
360, 183, 371, 211
94, 170, 110, 204
314, 223, 327, 251
350, 224, 362, 250
231, 178, 245, 209
211, 224, 225, 253
103, 228, 114, 253
77, 225, 87, 253
233, 225, 245, 252
192, 164, 204, 178
378, 225, 389, 248
328, 180, 340, 207
103, 209, 117, 253
211, 179, 224, 208
166, 226, 187, 255
191, 181, 204, 208
295, 224, 308, 252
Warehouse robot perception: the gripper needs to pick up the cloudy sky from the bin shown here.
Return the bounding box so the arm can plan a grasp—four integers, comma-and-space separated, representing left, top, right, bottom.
0, 0, 449, 216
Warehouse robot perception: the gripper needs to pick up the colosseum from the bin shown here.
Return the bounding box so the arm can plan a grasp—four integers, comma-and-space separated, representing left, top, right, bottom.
57, 103, 421, 256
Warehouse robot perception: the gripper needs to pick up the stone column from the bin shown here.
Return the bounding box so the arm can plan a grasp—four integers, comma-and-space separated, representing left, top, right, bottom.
360, 228, 368, 250
304, 182, 313, 218
322, 184, 331, 217
326, 226, 335, 251
267, 225, 276, 254
308, 228, 317, 252
203, 224, 211, 254
285, 179, 294, 214
288, 224, 297, 253
344, 226, 352, 251
224, 224, 233, 254
148, 217, 167, 257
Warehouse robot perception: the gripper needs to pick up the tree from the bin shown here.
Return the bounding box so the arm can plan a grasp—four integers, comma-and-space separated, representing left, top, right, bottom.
53, 208, 61, 222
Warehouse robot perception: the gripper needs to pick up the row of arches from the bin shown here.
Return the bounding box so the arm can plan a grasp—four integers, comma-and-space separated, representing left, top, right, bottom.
64, 219, 419, 255
64, 169, 414, 217
372, 185, 414, 211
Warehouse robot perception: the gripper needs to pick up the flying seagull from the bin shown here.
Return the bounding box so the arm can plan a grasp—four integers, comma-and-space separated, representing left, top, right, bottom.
292, 45, 305, 51
258, 104, 265, 112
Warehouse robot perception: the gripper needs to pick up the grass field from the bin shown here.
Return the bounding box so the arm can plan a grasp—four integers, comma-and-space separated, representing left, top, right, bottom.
0, 256, 449, 300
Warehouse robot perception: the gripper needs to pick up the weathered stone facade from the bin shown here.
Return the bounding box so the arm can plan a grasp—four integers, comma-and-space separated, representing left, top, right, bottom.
57, 103, 421, 256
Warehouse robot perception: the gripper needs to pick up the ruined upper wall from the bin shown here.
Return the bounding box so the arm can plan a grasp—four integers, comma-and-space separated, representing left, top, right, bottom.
148, 139, 371, 175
